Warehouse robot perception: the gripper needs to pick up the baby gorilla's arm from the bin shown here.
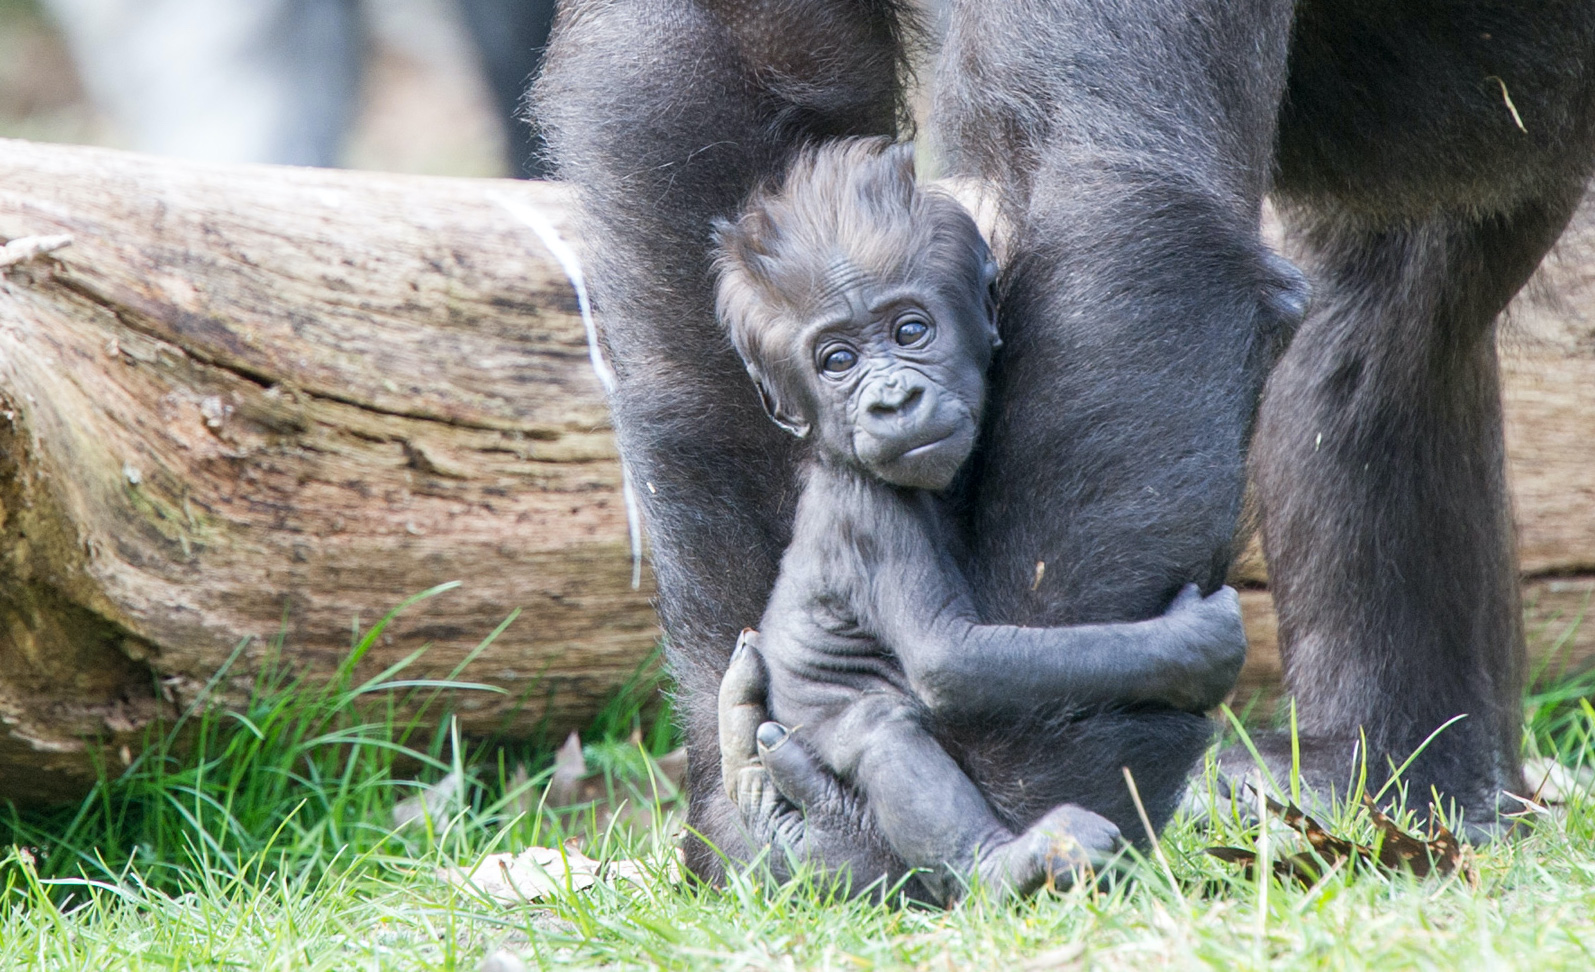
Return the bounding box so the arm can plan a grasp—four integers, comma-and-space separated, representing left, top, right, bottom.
869, 541, 1247, 719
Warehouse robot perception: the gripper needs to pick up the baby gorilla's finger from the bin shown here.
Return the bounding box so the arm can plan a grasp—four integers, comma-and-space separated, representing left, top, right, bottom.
719, 629, 769, 801
756, 722, 848, 816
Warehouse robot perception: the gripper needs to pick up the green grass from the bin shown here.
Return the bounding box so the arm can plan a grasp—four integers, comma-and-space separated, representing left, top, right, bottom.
1, 598, 1592, 970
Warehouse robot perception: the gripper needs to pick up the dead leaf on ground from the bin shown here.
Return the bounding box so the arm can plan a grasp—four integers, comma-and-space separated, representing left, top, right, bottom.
1522, 757, 1595, 804
1205, 845, 1344, 887
538, 731, 688, 837
546, 732, 602, 808
441, 844, 681, 904
1206, 792, 1473, 886
1360, 796, 1464, 878
392, 768, 463, 830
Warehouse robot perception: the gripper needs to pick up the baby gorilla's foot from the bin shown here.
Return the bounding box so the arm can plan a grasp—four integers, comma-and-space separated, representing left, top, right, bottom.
974, 804, 1122, 899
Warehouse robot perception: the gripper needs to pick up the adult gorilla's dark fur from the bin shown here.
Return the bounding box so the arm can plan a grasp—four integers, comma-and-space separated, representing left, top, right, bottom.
534, 0, 1595, 882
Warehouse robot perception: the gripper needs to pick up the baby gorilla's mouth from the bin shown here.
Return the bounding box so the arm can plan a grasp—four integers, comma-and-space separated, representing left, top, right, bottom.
896, 432, 955, 460
857, 417, 977, 491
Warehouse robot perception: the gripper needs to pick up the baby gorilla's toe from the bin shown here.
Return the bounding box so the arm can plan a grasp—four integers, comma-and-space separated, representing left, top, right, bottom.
977, 804, 1122, 899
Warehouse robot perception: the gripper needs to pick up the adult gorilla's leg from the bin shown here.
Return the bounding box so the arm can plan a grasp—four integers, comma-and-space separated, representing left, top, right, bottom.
1247, 198, 1578, 828
1249, 5, 1595, 829
533, 1, 909, 881
930, 0, 1304, 828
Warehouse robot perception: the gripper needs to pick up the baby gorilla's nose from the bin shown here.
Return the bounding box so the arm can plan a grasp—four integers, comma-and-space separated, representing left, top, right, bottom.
864, 376, 926, 423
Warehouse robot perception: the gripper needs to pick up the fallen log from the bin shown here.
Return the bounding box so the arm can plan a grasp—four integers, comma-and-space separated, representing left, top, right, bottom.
0, 137, 1591, 801
0, 138, 655, 803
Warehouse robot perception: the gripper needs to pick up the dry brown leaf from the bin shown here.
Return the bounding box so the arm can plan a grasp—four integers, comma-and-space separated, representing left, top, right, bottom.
392, 769, 463, 830
546, 732, 602, 808
1360, 796, 1464, 878
1206, 793, 1474, 886
1204, 846, 1339, 886
540, 733, 688, 837
1270, 797, 1360, 863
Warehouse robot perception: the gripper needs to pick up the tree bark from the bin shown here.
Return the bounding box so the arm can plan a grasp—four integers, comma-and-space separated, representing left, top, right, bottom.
0, 138, 1591, 802
0, 137, 655, 803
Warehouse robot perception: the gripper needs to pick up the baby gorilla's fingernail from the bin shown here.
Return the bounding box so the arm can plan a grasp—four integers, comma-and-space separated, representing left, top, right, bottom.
756, 722, 789, 751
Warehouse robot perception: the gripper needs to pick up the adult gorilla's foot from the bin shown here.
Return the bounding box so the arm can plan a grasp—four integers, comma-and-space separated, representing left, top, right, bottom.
1212, 732, 1514, 843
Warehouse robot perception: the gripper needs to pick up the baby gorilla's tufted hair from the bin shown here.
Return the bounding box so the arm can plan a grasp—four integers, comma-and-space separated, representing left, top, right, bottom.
711, 138, 992, 384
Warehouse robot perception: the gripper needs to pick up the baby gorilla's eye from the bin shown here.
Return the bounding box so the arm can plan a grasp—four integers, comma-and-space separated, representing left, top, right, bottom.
821, 347, 858, 374
894, 318, 930, 346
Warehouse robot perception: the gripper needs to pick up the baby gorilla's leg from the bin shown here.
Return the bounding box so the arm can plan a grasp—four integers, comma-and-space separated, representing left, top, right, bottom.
825, 698, 1121, 903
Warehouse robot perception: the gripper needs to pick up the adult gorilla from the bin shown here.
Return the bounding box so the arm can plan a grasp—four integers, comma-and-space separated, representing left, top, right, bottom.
534, 0, 1595, 883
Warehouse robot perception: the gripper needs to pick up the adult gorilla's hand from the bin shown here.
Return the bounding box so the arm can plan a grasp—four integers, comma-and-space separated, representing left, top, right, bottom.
717, 630, 915, 896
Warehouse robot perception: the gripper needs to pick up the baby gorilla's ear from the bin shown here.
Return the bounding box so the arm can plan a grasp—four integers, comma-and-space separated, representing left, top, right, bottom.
712, 215, 810, 438
980, 251, 1002, 351
746, 363, 811, 439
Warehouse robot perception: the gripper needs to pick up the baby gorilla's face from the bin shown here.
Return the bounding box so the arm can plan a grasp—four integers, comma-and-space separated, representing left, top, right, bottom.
798, 261, 993, 490
711, 138, 1002, 488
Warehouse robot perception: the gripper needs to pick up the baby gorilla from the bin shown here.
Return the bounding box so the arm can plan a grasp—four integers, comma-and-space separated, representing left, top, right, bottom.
713, 139, 1245, 903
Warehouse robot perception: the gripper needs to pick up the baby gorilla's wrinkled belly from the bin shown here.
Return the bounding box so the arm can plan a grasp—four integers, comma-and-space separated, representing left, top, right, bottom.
760, 616, 921, 779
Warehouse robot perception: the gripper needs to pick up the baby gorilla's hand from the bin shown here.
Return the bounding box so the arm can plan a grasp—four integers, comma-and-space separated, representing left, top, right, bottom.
1149, 583, 1247, 712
